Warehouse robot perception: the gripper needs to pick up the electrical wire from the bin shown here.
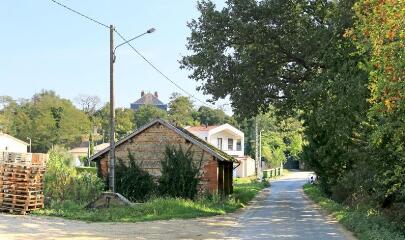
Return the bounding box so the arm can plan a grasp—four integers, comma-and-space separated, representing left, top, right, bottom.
49, 0, 217, 109
114, 29, 216, 108
49, 0, 109, 29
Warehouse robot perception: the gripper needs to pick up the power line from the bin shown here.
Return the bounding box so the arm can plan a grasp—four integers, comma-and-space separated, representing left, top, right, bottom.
49, 0, 109, 29
114, 29, 216, 108
48, 0, 216, 109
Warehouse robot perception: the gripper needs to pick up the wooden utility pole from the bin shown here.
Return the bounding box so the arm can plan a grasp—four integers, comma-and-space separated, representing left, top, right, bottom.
109, 25, 116, 193
255, 117, 259, 176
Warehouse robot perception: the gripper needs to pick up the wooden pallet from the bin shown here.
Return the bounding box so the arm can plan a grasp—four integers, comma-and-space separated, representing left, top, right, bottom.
0, 160, 46, 215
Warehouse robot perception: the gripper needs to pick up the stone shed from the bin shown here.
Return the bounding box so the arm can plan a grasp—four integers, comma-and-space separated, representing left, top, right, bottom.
89, 119, 237, 195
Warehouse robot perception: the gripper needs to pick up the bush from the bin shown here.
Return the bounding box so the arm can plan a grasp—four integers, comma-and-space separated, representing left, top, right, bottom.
116, 151, 157, 202
45, 147, 104, 205
158, 145, 202, 199
45, 147, 77, 202
71, 172, 105, 204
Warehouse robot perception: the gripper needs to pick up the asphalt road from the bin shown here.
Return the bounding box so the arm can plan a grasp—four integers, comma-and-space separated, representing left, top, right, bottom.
226, 171, 355, 240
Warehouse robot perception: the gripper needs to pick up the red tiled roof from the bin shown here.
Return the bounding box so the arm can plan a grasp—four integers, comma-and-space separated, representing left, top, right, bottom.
187, 125, 219, 131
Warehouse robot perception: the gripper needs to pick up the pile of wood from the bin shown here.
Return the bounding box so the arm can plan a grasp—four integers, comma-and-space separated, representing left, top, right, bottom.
0, 152, 47, 214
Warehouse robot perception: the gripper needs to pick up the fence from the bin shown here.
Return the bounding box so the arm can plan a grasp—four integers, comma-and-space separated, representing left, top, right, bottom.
0, 152, 48, 214
262, 167, 283, 179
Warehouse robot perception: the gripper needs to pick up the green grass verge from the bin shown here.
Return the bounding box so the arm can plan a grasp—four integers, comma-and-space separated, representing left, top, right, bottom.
33, 178, 269, 222
303, 183, 405, 240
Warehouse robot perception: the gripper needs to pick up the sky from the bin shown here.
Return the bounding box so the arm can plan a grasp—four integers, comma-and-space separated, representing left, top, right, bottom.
0, 1, 231, 113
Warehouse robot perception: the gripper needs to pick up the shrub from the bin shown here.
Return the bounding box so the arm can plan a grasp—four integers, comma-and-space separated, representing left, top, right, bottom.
116, 151, 156, 202
44, 147, 76, 202
158, 145, 202, 199
45, 147, 104, 205
71, 172, 105, 204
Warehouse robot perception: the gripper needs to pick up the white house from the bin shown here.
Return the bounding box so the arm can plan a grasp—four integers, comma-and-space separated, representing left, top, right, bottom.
0, 132, 28, 153
185, 124, 255, 178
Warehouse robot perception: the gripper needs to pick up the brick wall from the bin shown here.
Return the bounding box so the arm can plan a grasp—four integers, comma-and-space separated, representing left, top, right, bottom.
97, 122, 219, 193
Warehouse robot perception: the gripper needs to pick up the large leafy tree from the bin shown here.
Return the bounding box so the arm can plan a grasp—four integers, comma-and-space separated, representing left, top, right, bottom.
181, 0, 370, 193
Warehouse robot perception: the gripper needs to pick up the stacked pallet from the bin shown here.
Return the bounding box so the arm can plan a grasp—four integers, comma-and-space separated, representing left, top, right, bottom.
0, 152, 47, 214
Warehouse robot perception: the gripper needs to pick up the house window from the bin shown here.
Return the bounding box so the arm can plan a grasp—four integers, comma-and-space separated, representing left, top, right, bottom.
217, 138, 223, 150
205, 137, 207, 141
228, 138, 233, 150
236, 140, 242, 151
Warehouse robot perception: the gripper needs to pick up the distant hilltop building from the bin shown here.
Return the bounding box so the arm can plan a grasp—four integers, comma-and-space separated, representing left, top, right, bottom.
130, 91, 167, 111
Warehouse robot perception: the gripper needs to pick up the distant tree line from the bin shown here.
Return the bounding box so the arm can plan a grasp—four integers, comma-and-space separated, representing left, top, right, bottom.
0, 91, 240, 153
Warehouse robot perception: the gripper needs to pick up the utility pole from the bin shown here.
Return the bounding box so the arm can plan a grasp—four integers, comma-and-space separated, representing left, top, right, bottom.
109, 25, 116, 193
259, 130, 262, 171
255, 117, 259, 177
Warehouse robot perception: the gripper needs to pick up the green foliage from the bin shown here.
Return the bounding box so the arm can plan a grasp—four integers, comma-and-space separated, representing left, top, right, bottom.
96, 104, 136, 141
34, 177, 267, 223
75, 166, 97, 174
0, 90, 91, 152
168, 93, 198, 126
239, 108, 304, 167
158, 145, 202, 199
194, 106, 237, 126
44, 147, 104, 205
304, 184, 405, 240
116, 151, 157, 202
134, 105, 168, 127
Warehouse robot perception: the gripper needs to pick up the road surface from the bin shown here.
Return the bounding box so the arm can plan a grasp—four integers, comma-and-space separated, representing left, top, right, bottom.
0, 171, 354, 239
226, 171, 354, 239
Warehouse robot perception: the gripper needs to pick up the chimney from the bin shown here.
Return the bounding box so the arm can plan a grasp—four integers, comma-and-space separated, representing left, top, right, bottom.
154, 91, 158, 98
141, 91, 145, 97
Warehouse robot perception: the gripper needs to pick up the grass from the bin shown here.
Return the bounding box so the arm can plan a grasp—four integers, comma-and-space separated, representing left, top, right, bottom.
303, 183, 405, 240
33, 177, 269, 222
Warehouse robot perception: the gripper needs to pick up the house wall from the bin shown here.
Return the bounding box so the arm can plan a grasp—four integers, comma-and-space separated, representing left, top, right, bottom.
97, 122, 223, 194
209, 131, 244, 157
0, 135, 27, 153
235, 157, 256, 178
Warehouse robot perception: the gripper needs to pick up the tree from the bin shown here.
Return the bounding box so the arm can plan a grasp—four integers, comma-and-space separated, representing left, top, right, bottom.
134, 105, 168, 128
181, 0, 370, 196
168, 93, 197, 126
181, 0, 341, 117
194, 106, 237, 126
347, 0, 405, 207
96, 104, 136, 141
74, 94, 101, 119
15, 91, 92, 152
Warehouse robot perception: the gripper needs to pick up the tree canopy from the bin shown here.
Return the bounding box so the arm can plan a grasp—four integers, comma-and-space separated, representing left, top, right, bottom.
182, 0, 405, 218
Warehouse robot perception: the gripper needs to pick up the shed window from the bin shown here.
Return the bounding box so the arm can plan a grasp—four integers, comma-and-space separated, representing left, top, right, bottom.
217, 138, 223, 150
236, 140, 242, 151
228, 138, 233, 150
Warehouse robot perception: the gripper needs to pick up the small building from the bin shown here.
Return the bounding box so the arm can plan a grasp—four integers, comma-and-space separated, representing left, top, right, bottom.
0, 132, 28, 153
130, 91, 167, 111
69, 143, 110, 165
185, 124, 255, 178
89, 119, 236, 195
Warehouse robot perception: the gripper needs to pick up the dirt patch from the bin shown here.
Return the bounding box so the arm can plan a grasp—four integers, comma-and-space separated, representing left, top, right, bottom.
0, 211, 240, 240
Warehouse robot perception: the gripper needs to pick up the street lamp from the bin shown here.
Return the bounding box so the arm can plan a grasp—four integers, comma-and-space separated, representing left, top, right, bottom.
108, 26, 155, 193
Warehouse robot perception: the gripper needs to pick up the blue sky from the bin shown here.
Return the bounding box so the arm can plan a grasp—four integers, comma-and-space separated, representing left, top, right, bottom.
0, 1, 231, 112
